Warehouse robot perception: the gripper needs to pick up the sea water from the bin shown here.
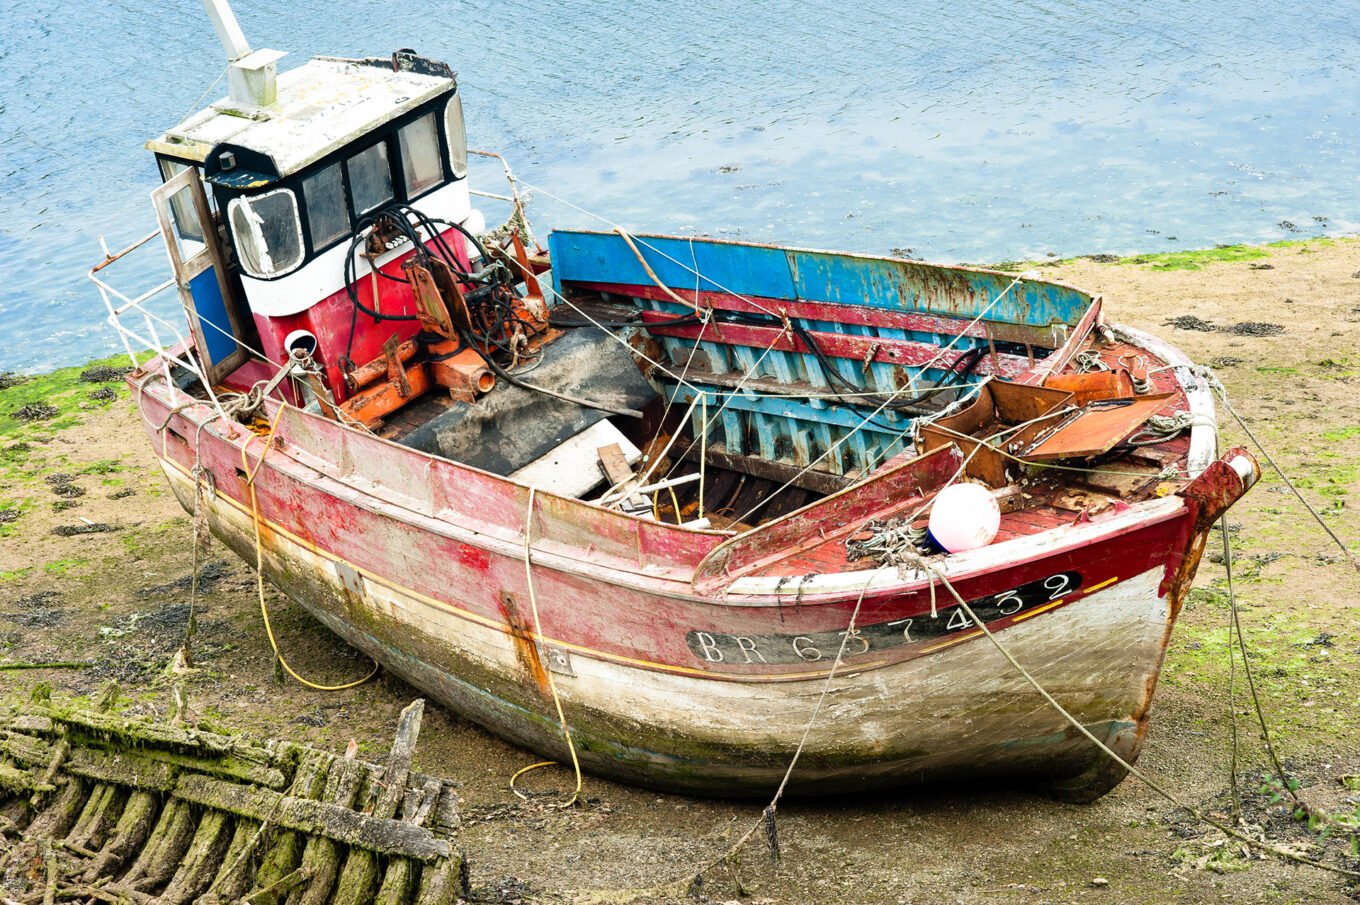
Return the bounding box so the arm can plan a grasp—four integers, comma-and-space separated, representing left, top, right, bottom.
1, 0, 1357, 371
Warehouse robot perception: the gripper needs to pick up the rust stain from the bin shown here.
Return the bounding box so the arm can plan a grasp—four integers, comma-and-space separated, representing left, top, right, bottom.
498, 590, 551, 697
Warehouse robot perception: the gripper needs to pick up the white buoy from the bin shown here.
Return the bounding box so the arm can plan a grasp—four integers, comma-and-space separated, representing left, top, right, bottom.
928, 483, 1001, 553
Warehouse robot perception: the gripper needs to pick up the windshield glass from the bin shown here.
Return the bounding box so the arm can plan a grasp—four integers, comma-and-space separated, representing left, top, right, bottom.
227, 189, 303, 278
445, 95, 467, 179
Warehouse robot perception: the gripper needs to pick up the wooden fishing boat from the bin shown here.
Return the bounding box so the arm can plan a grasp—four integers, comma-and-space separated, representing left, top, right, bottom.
92, 2, 1258, 800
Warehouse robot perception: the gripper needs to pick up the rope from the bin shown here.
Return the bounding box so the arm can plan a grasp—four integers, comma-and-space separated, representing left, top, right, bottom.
1219, 516, 1305, 815
179, 66, 229, 123
518, 178, 782, 319
520, 486, 583, 807
915, 561, 1360, 880
1126, 410, 1211, 446
241, 406, 379, 691
633, 575, 877, 899
660, 323, 794, 483
1205, 371, 1360, 574
177, 412, 223, 669
614, 228, 703, 312
921, 420, 1191, 480
732, 274, 1030, 524
1224, 518, 1243, 822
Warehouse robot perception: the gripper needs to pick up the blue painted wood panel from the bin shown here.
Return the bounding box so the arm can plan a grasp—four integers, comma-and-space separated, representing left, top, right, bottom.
549, 230, 1092, 327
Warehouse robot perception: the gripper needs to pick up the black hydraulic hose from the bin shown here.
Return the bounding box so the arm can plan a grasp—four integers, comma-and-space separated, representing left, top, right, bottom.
342, 202, 519, 363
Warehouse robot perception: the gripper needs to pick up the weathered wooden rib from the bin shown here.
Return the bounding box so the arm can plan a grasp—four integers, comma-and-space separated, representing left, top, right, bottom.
0, 687, 466, 904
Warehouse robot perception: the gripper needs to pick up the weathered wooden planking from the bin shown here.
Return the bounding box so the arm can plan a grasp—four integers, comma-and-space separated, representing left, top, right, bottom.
692, 444, 965, 594
172, 774, 451, 861
577, 281, 1069, 348
639, 310, 1033, 378
1025, 393, 1176, 462
549, 230, 1095, 328
123, 285, 1256, 798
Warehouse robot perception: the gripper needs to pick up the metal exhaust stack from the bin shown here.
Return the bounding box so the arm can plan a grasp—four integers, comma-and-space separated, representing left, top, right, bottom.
204, 0, 285, 109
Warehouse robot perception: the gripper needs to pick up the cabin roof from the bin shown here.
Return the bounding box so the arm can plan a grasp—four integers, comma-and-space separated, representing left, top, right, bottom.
146, 56, 454, 183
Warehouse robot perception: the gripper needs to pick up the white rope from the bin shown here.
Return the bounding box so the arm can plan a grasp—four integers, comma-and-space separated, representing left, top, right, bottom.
517, 178, 783, 319
922, 563, 1360, 880
733, 274, 1031, 523
1200, 366, 1360, 573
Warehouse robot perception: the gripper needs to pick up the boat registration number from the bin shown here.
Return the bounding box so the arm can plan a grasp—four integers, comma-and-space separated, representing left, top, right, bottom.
687, 570, 1084, 665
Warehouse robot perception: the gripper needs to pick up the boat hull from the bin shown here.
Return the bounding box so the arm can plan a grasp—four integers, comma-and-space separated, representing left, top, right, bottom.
153, 441, 1195, 798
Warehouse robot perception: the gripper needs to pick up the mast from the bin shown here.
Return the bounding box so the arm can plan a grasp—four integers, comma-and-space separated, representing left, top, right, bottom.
203, 0, 285, 109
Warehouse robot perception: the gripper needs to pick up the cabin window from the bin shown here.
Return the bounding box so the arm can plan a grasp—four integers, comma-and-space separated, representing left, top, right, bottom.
399, 113, 444, 197
302, 163, 350, 250
227, 189, 304, 278
347, 142, 394, 214
445, 95, 468, 179
157, 159, 207, 244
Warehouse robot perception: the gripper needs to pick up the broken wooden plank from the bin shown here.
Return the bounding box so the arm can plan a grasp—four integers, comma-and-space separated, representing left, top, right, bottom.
171, 774, 451, 861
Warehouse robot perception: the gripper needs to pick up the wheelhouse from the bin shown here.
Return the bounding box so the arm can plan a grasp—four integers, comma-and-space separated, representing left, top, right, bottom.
141, 49, 480, 403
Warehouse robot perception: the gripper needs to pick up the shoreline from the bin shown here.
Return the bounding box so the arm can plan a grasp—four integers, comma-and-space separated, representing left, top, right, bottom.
4, 234, 1354, 378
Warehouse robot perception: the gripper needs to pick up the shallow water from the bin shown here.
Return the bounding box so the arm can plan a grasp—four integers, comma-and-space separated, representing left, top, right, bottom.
1, 0, 1357, 371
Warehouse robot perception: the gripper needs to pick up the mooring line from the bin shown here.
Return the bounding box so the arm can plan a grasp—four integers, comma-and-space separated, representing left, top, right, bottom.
517, 486, 583, 807
241, 406, 379, 691
926, 563, 1359, 880
1206, 371, 1359, 573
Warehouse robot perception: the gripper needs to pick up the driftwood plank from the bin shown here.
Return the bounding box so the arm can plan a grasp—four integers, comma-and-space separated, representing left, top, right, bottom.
174, 762, 451, 885
65, 782, 119, 852
65, 749, 179, 794
122, 797, 196, 890
0, 762, 42, 793
24, 775, 84, 839
413, 856, 465, 905
0, 729, 53, 767
251, 751, 329, 905
294, 755, 366, 905
200, 817, 261, 902
25, 706, 281, 766
158, 809, 235, 905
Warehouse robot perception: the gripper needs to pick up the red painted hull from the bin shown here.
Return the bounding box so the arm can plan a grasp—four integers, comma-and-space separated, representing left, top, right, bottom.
130, 318, 1250, 797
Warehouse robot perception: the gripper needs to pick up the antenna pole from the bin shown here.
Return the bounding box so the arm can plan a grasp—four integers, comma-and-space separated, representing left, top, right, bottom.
204, 0, 252, 62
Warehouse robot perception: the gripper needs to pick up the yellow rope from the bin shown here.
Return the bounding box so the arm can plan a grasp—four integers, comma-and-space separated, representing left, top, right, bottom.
508, 760, 563, 801
667, 485, 684, 525
521, 486, 583, 806
241, 406, 378, 691
613, 227, 703, 312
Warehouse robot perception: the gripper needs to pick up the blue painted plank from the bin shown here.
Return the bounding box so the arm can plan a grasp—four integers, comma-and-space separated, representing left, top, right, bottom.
549, 230, 1093, 329
548, 231, 797, 300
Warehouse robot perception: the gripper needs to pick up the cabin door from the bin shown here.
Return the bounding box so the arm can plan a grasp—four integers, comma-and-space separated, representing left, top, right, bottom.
151, 167, 250, 385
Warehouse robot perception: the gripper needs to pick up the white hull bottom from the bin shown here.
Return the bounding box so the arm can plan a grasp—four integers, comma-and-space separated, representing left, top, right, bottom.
166, 462, 1174, 797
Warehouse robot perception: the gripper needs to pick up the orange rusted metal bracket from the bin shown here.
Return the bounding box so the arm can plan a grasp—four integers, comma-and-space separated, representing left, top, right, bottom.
427, 340, 495, 404
345, 339, 417, 393
385, 334, 413, 398
339, 362, 431, 428
510, 231, 543, 302
405, 259, 456, 340
429, 258, 473, 335
1042, 370, 1137, 406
